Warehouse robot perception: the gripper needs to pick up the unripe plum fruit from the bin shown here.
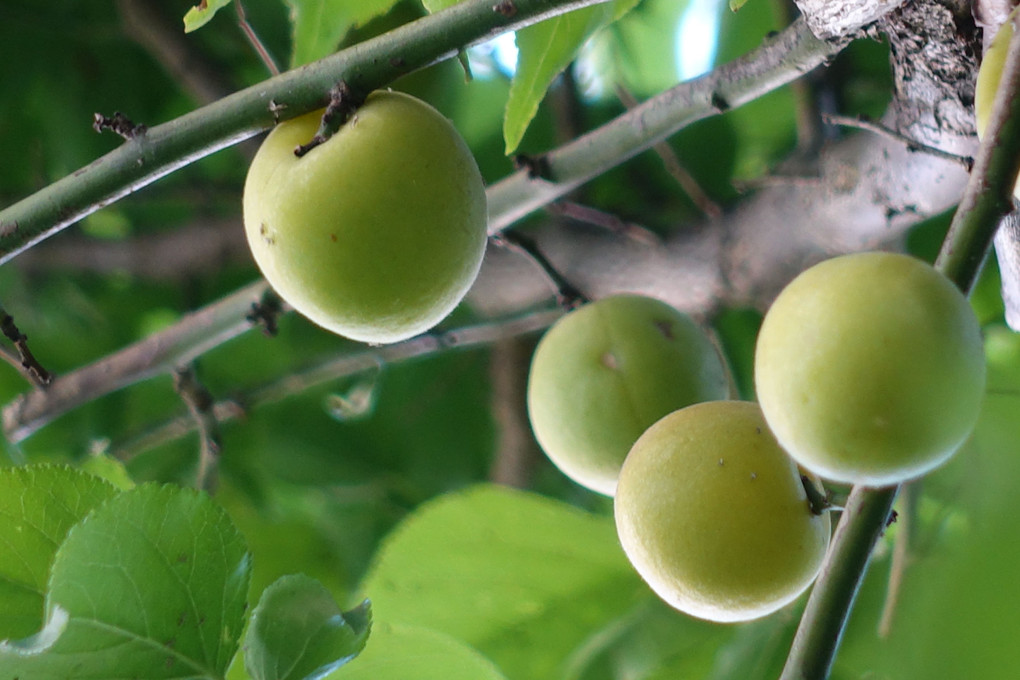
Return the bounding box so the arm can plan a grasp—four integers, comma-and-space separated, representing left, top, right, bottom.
243, 91, 488, 344
614, 400, 830, 623
526, 294, 729, 496
754, 252, 985, 487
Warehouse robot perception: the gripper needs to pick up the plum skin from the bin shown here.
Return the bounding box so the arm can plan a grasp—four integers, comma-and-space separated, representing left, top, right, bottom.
754, 252, 986, 487
526, 294, 729, 496
243, 90, 488, 344
614, 400, 831, 623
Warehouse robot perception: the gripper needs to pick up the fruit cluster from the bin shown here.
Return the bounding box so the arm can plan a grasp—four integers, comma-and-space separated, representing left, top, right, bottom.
527, 252, 985, 622
241, 93, 985, 624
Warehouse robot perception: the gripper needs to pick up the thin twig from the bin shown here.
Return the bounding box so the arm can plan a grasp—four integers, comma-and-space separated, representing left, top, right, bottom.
822, 113, 974, 170
234, 0, 279, 76
1, 281, 276, 443
173, 365, 222, 492
878, 483, 913, 637
0, 305, 52, 387
112, 308, 563, 460
546, 200, 660, 245
615, 85, 723, 220
492, 229, 590, 309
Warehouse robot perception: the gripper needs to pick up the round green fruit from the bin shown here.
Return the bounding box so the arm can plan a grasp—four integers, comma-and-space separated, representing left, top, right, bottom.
526, 294, 729, 496
243, 90, 488, 344
976, 9, 1020, 197
754, 252, 985, 487
614, 400, 830, 623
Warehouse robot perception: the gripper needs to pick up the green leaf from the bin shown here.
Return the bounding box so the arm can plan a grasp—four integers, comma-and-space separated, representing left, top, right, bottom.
728, 0, 751, 10
0, 465, 118, 640
359, 484, 648, 679
331, 623, 506, 679
503, 0, 639, 154
0, 483, 251, 680
183, 0, 233, 33
285, 0, 402, 66
78, 452, 136, 491
245, 574, 370, 680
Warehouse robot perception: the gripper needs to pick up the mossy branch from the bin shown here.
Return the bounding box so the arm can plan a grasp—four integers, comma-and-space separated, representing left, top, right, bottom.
0, 0, 613, 264
779, 11, 1020, 680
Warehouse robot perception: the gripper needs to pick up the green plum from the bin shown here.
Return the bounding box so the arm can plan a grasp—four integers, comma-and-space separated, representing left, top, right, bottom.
754, 252, 985, 487
243, 90, 488, 344
526, 294, 729, 496
614, 400, 831, 623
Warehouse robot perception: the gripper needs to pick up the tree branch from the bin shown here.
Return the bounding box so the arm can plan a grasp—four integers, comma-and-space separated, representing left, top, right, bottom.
0, 0, 615, 264
112, 308, 562, 460
780, 5, 1020, 678
1, 16, 843, 444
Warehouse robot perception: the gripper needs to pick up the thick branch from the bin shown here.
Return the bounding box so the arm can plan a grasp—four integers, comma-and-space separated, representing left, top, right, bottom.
0, 0, 613, 264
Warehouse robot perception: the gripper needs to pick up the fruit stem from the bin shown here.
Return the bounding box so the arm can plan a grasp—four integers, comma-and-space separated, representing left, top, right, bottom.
780, 485, 898, 680
294, 81, 367, 157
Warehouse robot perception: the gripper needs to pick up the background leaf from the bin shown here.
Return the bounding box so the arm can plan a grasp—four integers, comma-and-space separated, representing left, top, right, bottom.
284, 0, 403, 66
504, 0, 638, 154
0, 465, 118, 640
246, 574, 370, 680
331, 623, 506, 680
0, 484, 251, 680
359, 484, 650, 680
183, 0, 233, 33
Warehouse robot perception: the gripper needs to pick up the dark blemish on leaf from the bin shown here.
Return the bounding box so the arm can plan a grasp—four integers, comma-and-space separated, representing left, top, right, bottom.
166, 656, 175, 669
178, 613, 186, 627
176, 553, 188, 563
601, 352, 619, 370
653, 319, 674, 340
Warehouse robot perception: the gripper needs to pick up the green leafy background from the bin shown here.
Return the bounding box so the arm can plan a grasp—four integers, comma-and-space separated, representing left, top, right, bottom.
0, 1, 1015, 679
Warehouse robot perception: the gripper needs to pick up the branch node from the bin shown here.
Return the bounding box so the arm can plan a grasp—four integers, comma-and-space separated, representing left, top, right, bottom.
246, 293, 283, 336
0, 310, 53, 387
710, 91, 731, 113
493, 0, 517, 18
173, 365, 221, 493
800, 474, 832, 516
294, 81, 368, 157
93, 111, 147, 140
513, 153, 551, 180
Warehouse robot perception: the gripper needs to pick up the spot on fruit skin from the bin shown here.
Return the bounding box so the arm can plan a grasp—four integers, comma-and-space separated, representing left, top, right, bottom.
601, 352, 619, 370
259, 222, 276, 246
654, 319, 675, 340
